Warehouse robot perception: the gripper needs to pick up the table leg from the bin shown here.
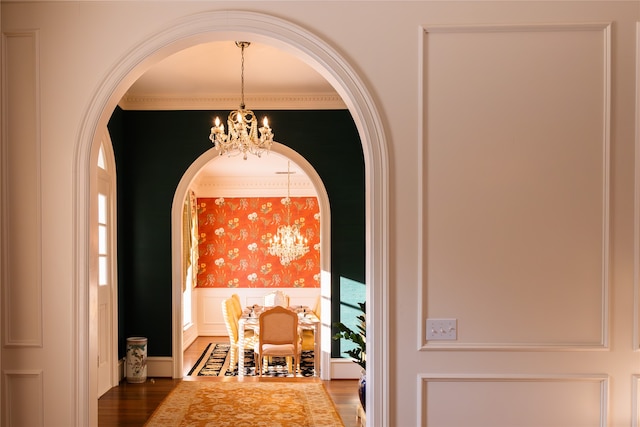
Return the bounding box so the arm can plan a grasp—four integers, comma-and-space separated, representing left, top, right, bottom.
238, 319, 245, 378
314, 321, 320, 377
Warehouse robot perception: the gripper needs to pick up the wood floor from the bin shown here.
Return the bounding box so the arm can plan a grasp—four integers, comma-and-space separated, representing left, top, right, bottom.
98, 336, 361, 426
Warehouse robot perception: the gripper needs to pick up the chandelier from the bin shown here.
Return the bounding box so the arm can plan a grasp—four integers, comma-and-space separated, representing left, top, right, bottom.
209, 41, 274, 160
268, 161, 310, 265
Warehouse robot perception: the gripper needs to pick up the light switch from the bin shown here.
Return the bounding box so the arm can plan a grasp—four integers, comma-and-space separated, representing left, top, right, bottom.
426, 319, 457, 340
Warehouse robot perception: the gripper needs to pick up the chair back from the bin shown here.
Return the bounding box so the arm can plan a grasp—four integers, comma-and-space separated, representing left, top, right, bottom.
312, 294, 321, 319
230, 293, 242, 321
258, 306, 299, 348
264, 290, 289, 307
221, 298, 239, 342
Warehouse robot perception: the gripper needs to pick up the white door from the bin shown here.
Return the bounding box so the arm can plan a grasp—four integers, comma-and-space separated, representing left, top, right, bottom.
96, 140, 118, 397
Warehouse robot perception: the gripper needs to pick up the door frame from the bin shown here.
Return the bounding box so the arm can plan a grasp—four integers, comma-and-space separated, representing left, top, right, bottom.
171, 144, 333, 380
75, 10, 389, 426
93, 131, 119, 397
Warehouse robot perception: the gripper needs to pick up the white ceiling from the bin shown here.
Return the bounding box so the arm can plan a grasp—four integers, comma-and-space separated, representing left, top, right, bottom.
121, 40, 340, 186
124, 41, 336, 98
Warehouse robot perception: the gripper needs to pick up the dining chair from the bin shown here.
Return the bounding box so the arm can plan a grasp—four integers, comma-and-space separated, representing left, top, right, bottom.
300, 294, 321, 352
254, 305, 300, 376
221, 297, 256, 371
312, 294, 321, 319
263, 290, 289, 307
230, 293, 242, 321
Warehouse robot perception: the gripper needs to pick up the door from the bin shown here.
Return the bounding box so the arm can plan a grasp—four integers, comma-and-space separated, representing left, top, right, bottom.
96, 140, 118, 397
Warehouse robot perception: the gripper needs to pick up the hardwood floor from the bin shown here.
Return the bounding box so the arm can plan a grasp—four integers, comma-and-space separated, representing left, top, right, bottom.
99, 336, 361, 426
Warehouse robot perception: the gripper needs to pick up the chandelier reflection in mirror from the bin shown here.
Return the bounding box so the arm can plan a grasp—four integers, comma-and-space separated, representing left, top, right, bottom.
268, 161, 310, 265
209, 41, 274, 160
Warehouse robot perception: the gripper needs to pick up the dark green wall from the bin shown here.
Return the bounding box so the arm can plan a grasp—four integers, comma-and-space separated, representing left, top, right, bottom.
108, 107, 365, 358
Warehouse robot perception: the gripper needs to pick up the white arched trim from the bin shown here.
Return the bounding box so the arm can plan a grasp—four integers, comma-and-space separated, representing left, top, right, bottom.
74, 10, 389, 427
172, 143, 333, 380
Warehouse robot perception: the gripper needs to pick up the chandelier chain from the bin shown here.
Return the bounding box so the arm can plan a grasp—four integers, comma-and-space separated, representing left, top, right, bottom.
209, 41, 273, 160
267, 161, 310, 265
239, 42, 246, 109
286, 162, 291, 220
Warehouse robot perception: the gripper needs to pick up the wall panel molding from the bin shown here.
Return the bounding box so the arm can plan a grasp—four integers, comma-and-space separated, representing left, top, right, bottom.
633, 374, 640, 427
418, 22, 611, 351
417, 373, 608, 427
1, 30, 43, 347
2, 370, 44, 427
634, 22, 640, 351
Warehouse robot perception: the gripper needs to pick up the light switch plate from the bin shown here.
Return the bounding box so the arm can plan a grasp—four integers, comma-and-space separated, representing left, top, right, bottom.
426, 319, 457, 340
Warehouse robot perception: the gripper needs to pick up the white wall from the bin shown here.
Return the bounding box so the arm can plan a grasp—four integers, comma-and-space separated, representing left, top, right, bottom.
1, 2, 639, 427
194, 287, 320, 336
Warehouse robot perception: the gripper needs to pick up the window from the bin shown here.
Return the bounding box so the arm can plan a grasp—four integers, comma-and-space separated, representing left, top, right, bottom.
98, 192, 108, 286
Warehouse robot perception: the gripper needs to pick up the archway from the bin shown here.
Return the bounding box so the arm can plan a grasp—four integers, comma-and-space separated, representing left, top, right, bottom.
172, 143, 333, 379
75, 10, 388, 426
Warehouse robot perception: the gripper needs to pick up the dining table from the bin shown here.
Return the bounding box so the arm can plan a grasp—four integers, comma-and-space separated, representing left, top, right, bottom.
238, 305, 320, 377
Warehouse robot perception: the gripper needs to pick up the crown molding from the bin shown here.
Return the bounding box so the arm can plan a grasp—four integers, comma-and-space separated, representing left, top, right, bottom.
191, 175, 317, 198
117, 93, 346, 111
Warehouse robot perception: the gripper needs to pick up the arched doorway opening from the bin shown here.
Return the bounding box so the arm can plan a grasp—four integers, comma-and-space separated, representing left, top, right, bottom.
76, 10, 388, 426
172, 143, 333, 379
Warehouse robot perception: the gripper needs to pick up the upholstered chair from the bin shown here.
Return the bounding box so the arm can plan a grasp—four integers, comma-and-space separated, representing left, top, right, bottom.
230, 293, 243, 321
254, 305, 300, 376
264, 290, 289, 308
221, 297, 256, 371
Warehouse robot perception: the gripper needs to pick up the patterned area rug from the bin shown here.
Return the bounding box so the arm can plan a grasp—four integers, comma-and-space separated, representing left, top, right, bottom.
144, 381, 344, 427
189, 343, 316, 377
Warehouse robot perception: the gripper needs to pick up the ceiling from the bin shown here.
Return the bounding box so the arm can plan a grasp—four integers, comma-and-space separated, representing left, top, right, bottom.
121, 40, 342, 185
123, 41, 337, 100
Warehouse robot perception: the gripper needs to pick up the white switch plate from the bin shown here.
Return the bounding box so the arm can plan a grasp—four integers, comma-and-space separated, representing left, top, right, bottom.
426, 319, 457, 340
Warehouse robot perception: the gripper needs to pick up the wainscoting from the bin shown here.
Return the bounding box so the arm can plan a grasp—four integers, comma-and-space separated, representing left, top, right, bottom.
191, 287, 321, 337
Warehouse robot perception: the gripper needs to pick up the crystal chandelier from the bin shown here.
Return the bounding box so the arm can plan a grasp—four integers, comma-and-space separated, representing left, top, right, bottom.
268, 161, 309, 265
209, 41, 274, 160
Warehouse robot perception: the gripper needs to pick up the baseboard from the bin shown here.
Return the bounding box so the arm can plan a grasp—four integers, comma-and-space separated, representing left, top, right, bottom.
330, 358, 362, 379
148, 357, 174, 377
119, 356, 175, 381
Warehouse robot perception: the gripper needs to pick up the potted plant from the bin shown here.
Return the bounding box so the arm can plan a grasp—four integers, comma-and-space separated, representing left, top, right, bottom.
333, 301, 366, 411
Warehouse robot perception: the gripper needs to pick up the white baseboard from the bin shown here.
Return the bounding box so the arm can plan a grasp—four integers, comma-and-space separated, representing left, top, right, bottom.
330, 358, 362, 379
147, 357, 174, 377
119, 357, 175, 381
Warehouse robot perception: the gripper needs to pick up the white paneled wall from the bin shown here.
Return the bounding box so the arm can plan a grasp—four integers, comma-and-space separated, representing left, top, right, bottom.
2, 2, 640, 426
416, 20, 634, 426
420, 375, 607, 427
195, 287, 321, 336
421, 23, 609, 350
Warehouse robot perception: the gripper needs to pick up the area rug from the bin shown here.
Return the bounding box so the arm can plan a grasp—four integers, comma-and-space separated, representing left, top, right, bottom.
189, 342, 316, 377
144, 381, 345, 427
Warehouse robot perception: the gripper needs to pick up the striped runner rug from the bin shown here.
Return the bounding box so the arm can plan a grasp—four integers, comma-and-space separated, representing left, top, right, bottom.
188, 342, 316, 377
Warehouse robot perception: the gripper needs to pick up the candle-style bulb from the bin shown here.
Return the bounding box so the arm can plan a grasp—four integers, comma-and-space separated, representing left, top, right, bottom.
263, 117, 269, 127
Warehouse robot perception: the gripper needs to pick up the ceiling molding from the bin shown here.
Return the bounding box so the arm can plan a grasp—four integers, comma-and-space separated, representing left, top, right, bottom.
117, 93, 346, 111
191, 175, 316, 198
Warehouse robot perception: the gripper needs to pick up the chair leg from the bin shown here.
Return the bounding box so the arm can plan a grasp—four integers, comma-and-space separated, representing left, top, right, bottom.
254, 352, 261, 376
229, 345, 237, 370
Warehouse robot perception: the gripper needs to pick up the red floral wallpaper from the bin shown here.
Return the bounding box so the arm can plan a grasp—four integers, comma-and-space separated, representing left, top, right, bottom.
196, 196, 320, 288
